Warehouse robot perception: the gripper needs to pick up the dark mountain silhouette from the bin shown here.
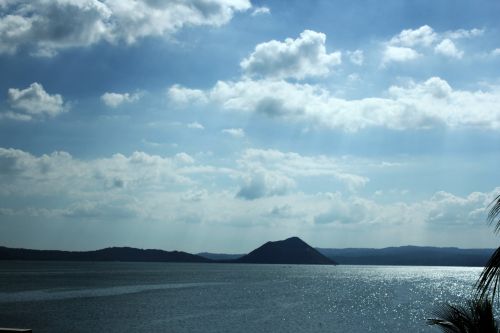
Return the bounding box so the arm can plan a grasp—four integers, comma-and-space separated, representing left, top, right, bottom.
1, 242, 493, 266
236, 237, 337, 265
0, 246, 210, 263
317, 246, 494, 267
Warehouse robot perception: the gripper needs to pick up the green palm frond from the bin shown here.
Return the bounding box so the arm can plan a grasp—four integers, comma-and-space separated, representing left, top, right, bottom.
427, 298, 499, 333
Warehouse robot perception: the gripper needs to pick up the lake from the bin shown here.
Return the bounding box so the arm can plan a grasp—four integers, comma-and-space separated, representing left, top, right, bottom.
0, 261, 484, 332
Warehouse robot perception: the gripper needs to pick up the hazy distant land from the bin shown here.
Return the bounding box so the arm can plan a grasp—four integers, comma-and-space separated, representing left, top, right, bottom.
0, 237, 494, 266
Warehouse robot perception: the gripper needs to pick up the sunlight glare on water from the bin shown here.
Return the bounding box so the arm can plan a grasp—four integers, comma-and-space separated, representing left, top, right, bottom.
0, 262, 485, 333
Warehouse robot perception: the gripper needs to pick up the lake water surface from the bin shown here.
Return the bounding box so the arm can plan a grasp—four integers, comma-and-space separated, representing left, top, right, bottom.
0, 262, 484, 332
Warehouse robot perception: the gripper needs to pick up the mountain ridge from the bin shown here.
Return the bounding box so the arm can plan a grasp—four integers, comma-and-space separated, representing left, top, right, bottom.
0, 240, 494, 266
0, 237, 336, 265
0, 245, 211, 263
316, 246, 494, 266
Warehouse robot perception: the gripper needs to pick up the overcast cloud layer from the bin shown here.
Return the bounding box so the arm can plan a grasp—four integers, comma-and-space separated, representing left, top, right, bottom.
0, 0, 499, 252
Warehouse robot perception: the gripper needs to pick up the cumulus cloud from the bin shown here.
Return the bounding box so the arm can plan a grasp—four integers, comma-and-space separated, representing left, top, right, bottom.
221, 128, 245, 138
172, 76, 500, 131
389, 25, 437, 47
101, 91, 141, 108
385, 77, 500, 128
0, 147, 198, 199
237, 170, 295, 200
383, 26, 437, 65
382, 25, 481, 64
314, 189, 497, 226
314, 193, 374, 225
240, 29, 341, 80
444, 28, 484, 40
434, 39, 463, 59
3, 82, 66, 120
382, 46, 421, 64
168, 84, 208, 105
0, 0, 251, 56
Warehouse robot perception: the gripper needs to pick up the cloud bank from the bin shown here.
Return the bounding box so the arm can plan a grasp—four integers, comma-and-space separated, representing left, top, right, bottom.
0, 0, 251, 56
170, 77, 500, 131
0, 147, 496, 241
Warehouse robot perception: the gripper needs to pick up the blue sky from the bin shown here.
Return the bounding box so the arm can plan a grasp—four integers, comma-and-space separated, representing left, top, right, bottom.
1, 0, 499, 252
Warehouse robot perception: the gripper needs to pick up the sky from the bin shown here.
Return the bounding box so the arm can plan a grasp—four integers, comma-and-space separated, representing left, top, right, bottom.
0, 0, 500, 253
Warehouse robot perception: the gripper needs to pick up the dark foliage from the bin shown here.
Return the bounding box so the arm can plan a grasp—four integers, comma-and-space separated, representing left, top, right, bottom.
427, 298, 499, 333
476, 195, 500, 301
489, 195, 500, 234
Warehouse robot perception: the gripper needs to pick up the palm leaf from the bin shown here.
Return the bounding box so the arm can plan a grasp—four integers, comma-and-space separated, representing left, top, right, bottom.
476, 247, 500, 301
427, 298, 499, 333
489, 194, 500, 234
476, 195, 500, 300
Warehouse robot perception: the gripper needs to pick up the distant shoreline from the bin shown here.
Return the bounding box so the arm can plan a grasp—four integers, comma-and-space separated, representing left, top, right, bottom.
1, 242, 495, 267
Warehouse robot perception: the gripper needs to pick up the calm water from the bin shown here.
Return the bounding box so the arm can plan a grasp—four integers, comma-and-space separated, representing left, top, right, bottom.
0, 261, 484, 332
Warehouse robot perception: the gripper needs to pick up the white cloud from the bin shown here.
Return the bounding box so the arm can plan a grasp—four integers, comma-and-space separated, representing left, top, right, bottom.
382, 46, 420, 64
187, 122, 204, 130
222, 128, 245, 138
168, 84, 208, 105
0, 147, 193, 197
0, 0, 251, 56
0, 111, 32, 122
434, 38, 463, 59
0, 146, 498, 249
175, 152, 195, 164
251, 6, 270, 16
348, 49, 364, 65
386, 77, 500, 128
237, 170, 295, 200
444, 28, 484, 40
238, 148, 369, 192
240, 29, 341, 80
389, 25, 437, 48
174, 76, 500, 131
101, 91, 141, 108
0, 13, 32, 54
383, 25, 481, 64
5, 82, 66, 120
313, 189, 496, 226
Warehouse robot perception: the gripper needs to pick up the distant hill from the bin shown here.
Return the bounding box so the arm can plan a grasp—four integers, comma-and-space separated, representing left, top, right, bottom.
0, 246, 211, 263
236, 237, 337, 265
1, 242, 494, 266
316, 246, 494, 267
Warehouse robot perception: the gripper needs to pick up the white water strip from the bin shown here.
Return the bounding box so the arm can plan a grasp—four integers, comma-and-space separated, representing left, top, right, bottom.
0, 282, 225, 303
